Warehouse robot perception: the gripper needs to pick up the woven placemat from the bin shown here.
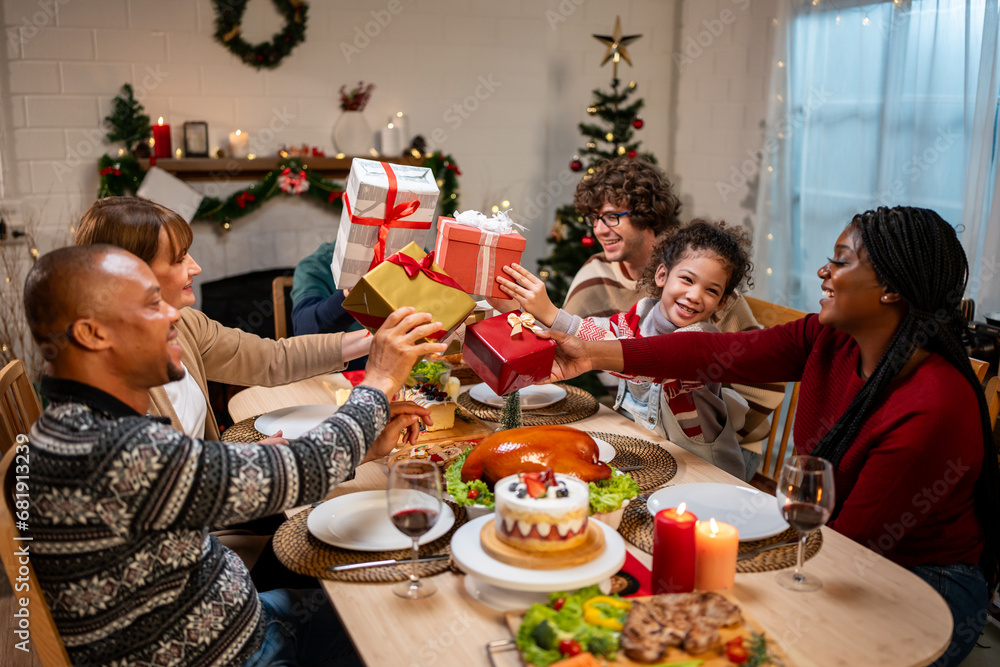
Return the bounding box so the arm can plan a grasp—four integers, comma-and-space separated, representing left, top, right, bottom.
586, 431, 677, 493
618, 501, 823, 573
222, 416, 266, 443
273, 502, 468, 582
458, 384, 599, 425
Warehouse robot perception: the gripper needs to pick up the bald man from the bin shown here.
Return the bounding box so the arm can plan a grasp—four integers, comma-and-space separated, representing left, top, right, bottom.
24, 245, 446, 666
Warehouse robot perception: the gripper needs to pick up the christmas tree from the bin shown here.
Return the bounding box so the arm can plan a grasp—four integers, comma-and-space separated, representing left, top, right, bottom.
104, 83, 152, 156
536, 17, 655, 306
500, 390, 523, 431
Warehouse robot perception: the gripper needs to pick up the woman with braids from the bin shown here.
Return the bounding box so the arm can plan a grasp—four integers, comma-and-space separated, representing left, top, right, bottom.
541, 206, 998, 666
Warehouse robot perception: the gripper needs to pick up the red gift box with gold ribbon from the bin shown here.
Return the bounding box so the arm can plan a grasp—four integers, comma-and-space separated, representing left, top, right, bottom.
462, 312, 556, 396
343, 242, 476, 342
331, 158, 439, 289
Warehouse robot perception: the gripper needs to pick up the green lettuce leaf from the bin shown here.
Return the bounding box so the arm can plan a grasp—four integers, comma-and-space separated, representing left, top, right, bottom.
589, 470, 641, 514
443, 448, 495, 509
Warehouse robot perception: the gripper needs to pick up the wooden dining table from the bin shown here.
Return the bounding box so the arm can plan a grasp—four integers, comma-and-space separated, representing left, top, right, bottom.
230, 376, 953, 667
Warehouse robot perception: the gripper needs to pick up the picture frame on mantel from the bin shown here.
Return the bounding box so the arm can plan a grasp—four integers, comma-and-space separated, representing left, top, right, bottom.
183, 121, 209, 158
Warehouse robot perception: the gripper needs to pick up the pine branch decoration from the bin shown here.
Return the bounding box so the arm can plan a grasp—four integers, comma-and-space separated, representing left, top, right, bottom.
104, 84, 152, 156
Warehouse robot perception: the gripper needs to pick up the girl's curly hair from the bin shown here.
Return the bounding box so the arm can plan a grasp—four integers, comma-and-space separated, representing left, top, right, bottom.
639, 219, 754, 299
574, 157, 681, 236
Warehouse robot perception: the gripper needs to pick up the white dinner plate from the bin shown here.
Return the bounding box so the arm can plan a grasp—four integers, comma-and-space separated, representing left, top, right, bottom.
468, 383, 567, 409
646, 483, 789, 542
450, 514, 626, 592
255, 404, 339, 439
591, 437, 616, 464
308, 491, 455, 551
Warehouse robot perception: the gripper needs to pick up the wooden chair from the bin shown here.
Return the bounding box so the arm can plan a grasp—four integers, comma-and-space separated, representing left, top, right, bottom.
970, 357, 989, 383
0, 359, 42, 455
271, 275, 295, 340
0, 446, 72, 665
985, 375, 999, 430
743, 297, 808, 485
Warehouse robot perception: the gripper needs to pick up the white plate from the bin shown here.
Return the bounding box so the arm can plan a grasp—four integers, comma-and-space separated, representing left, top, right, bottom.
307, 491, 455, 551
255, 404, 339, 439
450, 514, 626, 592
463, 575, 612, 612
591, 437, 616, 464
468, 383, 567, 409
646, 483, 789, 542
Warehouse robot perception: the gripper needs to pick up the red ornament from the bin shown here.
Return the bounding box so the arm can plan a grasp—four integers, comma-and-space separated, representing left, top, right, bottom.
570, 159, 583, 172
628, 151, 637, 158
632, 118, 644, 129
328, 190, 343, 203
444, 161, 462, 176
582, 235, 595, 248
99, 166, 121, 177
235, 191, 256, 209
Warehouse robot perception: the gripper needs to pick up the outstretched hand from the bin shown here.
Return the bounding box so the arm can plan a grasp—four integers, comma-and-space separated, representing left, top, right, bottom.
495, 264, 559, 327
362, 401, 431, 464
363, 308, 448, 398
534, 328, 594, 382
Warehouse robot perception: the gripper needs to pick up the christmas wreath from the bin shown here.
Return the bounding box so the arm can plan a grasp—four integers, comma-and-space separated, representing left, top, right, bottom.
212, 0, 308, 70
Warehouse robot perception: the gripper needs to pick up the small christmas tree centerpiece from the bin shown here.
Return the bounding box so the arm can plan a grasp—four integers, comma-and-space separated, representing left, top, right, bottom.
104, 83, 152, 157
499, 390, 523, 431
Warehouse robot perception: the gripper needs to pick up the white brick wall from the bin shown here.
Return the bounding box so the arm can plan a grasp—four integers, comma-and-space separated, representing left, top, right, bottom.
672, 0, 778, 234
0, 0, 680, 303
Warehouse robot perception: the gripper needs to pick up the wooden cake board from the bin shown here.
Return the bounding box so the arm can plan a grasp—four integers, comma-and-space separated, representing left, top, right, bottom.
480, 519, 604, 570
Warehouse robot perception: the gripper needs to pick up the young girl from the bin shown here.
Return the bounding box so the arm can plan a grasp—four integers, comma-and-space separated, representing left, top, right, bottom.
498, 220, 754, 480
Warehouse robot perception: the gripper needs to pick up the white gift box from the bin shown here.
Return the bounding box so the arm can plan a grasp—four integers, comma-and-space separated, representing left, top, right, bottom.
330, 158, 439, 289
136, 167, 204, 223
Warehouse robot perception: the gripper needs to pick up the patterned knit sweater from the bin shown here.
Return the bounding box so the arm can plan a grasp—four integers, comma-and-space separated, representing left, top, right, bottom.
29, 376, 389, 666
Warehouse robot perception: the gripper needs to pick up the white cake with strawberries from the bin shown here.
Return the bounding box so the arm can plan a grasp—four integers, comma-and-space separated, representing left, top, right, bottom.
494, 469, 589, 553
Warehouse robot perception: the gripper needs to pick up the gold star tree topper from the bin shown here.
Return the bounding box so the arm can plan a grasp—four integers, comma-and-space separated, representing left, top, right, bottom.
593, 16, 642, 78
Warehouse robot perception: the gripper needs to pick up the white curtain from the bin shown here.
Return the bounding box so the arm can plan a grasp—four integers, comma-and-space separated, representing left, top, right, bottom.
754, 0, 1000, 314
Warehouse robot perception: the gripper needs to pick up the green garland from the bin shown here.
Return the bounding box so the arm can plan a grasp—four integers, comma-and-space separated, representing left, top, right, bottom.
213, 0, 308, 70
97, 152, 461, 231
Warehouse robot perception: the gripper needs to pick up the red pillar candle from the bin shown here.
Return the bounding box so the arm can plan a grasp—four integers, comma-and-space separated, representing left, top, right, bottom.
152, 117, 172, 158
652, 502, 698, 594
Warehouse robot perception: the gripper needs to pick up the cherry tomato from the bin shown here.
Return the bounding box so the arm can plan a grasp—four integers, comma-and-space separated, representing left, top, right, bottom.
467, 488, 480, 500
552, 597, 566, 611
558, 639, 582, 656
725, 642, 749, 664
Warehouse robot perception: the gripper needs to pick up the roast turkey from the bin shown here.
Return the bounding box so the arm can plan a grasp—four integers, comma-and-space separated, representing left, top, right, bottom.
460, 425, 612, 486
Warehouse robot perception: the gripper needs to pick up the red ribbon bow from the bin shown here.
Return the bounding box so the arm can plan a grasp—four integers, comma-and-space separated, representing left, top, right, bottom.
343, 162, 424, 271
100, 167, 121, 177
386, 250, 463, 292
235, 191, 255, 209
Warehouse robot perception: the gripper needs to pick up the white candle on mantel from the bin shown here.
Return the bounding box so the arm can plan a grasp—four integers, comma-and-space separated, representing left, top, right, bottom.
380, 119, 401, 157
229, 129, 250, 159
394, 111, 409, 148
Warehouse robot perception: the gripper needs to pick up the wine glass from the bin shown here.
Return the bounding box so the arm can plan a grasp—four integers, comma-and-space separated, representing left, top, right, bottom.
387, 459, 443, 600
775, 455, 835, 592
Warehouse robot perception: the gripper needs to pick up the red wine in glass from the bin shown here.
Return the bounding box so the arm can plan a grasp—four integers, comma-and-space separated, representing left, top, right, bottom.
391, 508, 439, 539
782, 502, 831, 533
387, 460, 443, 600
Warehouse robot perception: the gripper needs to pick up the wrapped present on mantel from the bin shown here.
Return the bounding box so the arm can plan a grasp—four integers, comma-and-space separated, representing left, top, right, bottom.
462, 311, 556, 396
433, 209, 526, 298
331, 158, 439, 289
343, 242, 476, 342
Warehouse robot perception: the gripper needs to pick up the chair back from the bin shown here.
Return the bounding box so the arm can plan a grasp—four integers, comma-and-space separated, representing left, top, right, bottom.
0, 360, 42, 455
743, 297, 807, 483
0, 446, 72, 665
970, 357, 989, 383
272, 275, 295, 340
985, 375, 999, 430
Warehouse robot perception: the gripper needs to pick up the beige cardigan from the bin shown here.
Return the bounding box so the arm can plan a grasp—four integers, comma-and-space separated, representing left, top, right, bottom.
148, 307, 347, 439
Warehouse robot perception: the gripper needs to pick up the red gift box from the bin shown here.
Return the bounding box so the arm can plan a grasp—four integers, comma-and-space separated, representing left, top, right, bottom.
462, 312, 556, 396
433, 217, 526, 298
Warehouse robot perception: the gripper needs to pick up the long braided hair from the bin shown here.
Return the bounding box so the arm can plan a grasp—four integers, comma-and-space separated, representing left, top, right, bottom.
811, 207, 1000, 588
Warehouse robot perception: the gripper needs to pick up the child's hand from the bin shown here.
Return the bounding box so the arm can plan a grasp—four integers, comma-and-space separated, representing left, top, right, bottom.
496, 264, 559, 327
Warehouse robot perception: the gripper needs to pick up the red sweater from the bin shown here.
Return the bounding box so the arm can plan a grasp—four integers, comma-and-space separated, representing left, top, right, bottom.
621, 314, 984, 568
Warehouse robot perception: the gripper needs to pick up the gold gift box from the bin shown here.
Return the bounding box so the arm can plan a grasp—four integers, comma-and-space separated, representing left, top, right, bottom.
343, 242, 476, 342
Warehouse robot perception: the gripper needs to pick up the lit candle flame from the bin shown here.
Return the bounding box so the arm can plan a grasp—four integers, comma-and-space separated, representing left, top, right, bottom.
396, 111, 403, 118
157, 117, 164, 125
709, 517, 719, 534
677, 502, 687, 515
235, 129, 242, 136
